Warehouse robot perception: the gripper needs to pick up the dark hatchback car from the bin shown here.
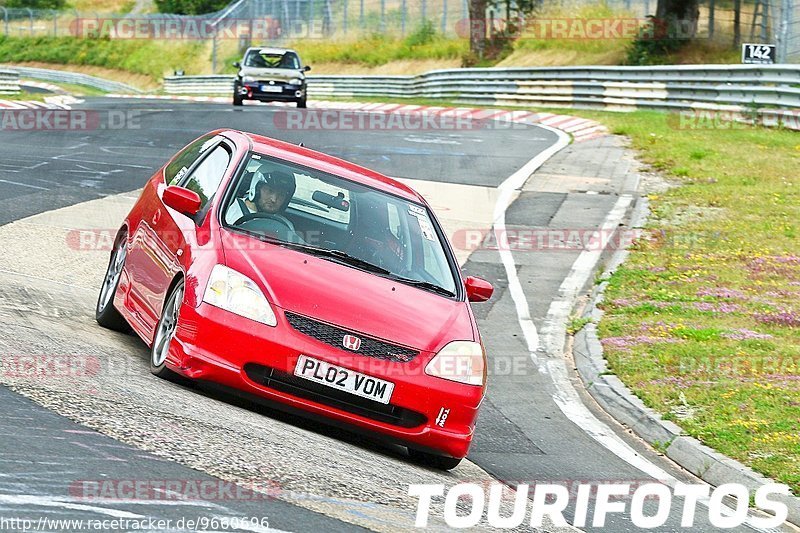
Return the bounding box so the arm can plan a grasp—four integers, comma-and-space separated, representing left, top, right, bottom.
233, 47, 310, 108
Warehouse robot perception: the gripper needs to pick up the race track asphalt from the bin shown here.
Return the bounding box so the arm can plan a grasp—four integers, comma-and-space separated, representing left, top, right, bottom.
0, 99, 771, 532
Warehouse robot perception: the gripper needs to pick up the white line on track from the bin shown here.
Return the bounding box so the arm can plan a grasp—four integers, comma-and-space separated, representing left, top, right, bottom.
0, 178, 49, 190
0, 495, 144, 518
496, 125, 771, 531
491, 126, 571, 366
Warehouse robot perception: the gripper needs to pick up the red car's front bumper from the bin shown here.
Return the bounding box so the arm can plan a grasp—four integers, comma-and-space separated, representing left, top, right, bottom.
167, 302, 484, 459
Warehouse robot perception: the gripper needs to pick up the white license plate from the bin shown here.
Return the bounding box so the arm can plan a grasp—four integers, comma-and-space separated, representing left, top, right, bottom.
294, 355, 394, 404
261, 85, 282, 93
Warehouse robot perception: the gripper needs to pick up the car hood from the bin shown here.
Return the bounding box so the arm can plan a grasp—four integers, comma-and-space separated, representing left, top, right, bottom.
220, 231, 474, 352
239, 67, 303, 82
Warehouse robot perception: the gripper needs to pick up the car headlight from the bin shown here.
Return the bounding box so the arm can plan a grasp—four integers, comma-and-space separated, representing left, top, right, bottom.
288, 78, 303, 85
241, 76, 256, 83
203, 265, 277, 326
424, 341, 486, 386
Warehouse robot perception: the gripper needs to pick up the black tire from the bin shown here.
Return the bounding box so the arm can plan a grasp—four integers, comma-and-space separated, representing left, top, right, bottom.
233, 93, 243, 106
297, 97, 307, 108
96, 233, 130, 332
408, 448, 462, 470
150, 279, 185, 379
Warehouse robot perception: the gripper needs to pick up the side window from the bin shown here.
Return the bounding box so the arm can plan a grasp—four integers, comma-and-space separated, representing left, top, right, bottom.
284, 53, 301, 69
181, 146, 231, 210
164, 134, 219, 185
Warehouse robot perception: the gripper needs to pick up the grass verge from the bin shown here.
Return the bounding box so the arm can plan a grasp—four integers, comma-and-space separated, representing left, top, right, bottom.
43, 81, 110, 96
0, 35, 208, 82
315, 95, 800, 492
587, 110, 800, 494
0, 90, 46, 102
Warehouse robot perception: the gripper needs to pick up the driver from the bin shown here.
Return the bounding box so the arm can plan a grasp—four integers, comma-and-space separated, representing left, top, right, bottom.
226, 167, 297, 230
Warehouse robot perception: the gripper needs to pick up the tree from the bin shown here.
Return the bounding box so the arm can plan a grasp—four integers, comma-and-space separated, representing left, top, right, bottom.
655, 0, 700, 39
467, 0, 488, 59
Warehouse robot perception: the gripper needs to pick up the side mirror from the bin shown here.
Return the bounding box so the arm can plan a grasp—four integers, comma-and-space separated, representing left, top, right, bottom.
465, 276, 493, 303
163, 185, 201, 216
304, 65, 311, 72
233, 61, 241, 68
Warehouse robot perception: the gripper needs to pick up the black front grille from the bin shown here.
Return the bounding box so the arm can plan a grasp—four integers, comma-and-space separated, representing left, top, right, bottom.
243, 363, 427, 428
284, 312, 419, 363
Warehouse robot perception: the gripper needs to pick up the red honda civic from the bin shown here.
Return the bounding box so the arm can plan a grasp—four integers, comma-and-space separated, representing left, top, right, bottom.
96, 129, 494, 469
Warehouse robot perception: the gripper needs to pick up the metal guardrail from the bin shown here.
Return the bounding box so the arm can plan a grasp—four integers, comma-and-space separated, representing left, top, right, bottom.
0, 69, 21, 95
164, 75, 234, 95
0, 65, 142, 94
164, 65, 800, 116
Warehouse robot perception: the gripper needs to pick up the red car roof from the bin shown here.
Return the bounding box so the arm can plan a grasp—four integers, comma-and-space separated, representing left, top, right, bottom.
223, 130, 425, 204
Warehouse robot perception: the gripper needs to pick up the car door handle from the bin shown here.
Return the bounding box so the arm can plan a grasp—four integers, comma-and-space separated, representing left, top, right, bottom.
152, 209, 161, 225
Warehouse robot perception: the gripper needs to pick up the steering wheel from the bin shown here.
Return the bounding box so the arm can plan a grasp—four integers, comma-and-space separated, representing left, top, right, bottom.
234, 213, 303, 243
234, 212, 293, 230
357, 237, 413, 276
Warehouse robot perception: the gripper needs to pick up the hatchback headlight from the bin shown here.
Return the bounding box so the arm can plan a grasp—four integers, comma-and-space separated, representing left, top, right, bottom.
424, 341, 486, 386
203, 265, 277, 326
241, 76, 256, 83
288, 78, 303, 85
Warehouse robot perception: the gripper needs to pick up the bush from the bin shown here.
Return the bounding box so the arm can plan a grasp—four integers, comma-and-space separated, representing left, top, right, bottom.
625, 16, 689, 65
404, 20, 437, 47
3, 0, 66, 8
154, 0, 231, 15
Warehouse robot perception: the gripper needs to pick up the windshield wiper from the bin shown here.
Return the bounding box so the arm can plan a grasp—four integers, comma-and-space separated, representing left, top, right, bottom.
232, 233, 453, 295
386, 277, 456, 297
285, 243, 393, 275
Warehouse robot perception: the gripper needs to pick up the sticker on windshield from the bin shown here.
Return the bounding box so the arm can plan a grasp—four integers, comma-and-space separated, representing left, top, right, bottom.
416, 215, 436, 241
408, 207, 436, 241
174, 166, 189, 182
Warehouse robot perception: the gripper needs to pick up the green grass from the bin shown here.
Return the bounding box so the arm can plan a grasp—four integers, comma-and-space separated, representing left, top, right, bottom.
0, 90, 46, 102
317, 95, 800, 492
249, 23, 466, 71
45, 81, 109, 96
567, 316, 592, 335
590, 112, 800, 492
290, 34, 466, 66
0, 35, 206, 80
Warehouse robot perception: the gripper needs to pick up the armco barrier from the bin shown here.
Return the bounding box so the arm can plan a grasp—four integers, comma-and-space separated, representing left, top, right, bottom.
0, 69, 20, 95
163, 65, 800, 121
164, 75, 234, 95
0, 65, 142, 94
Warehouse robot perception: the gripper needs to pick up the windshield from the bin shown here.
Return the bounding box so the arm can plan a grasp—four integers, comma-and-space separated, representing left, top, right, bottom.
222, 154, 458, 296
243, 50, 300, 69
